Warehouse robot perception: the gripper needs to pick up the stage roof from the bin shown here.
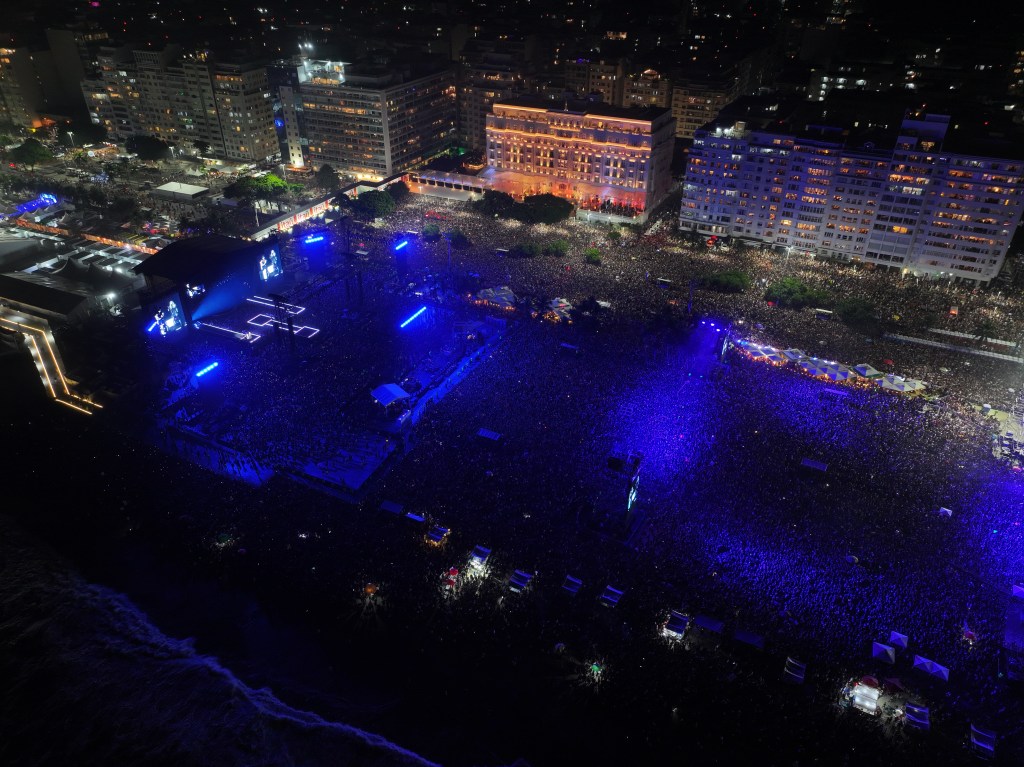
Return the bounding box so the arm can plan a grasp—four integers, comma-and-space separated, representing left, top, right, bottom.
0, 273, 89, 317
152, 182, 210, 201
134, 235, 265, 283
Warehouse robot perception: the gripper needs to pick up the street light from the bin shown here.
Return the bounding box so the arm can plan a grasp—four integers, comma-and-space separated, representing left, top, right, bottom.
66, 131, 75, 148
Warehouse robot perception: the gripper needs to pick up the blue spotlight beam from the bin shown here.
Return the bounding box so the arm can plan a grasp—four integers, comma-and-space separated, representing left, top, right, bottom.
304, 234, 324, 243
394, 240, 409, 251
195, 361, 220, 377
399, 306, 427, 328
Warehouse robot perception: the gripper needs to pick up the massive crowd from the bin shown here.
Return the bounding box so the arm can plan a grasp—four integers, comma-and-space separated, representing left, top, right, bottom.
103, 191, 1024, 765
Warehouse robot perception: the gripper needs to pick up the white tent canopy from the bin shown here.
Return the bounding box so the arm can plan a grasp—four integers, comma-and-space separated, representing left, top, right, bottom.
371, 383, 410, 408
854, 363, 883, 379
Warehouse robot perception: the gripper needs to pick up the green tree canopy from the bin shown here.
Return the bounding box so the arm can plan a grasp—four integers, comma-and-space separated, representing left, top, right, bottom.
126, 134, 172, 162
474, 190, 517, 217
520, 193, 574, 224
314, 164, 339, 191
544, 239, 569, 257
836, 296, 880, 333
973, 317, 1000, 343
387, 180, 410, 203
764, 277, 829, 309
351, 189, 396, 220
11, 138, 52, 169
422, 223, 441, 239
703, 270, 752, 294
448, 229, 470, 249
510, 242, 540, 258
583, 247, 602, 265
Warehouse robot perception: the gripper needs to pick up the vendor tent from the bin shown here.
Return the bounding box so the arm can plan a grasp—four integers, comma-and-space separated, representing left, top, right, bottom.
371, 383, 410, 408
912, 655, 950, 682
747, 347, 768, 360
825, 366, 854, 381
902, 379, 928, 391
970, 725, 997, 757
854, 363, 883, 379
663, 610, 690, 639
905, 703, 930, 731
694, 615, 724, 634
763, 349, 785, 363
879, 377, 913, 392
799, 359, 829, 376
851, 682, 880, 715
782, 348, 806, 361
889, 631, 909, 650
475, 286, 516, 309
871, 642, 896, 664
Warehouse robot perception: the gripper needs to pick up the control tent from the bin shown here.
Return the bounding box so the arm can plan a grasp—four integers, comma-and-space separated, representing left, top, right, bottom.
371, 383, 410, 408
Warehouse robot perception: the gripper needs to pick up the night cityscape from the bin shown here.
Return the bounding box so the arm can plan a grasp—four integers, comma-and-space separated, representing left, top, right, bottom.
5, 1, 1024, 765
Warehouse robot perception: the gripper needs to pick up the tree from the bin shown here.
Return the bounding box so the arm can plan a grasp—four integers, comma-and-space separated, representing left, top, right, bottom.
974, 317, 1000, 344
126, 135, 172, 162
836, 297, 880, 333
764, 277, 828, 309
11, 138, 52, 170
520, 193, 573, 224
387, 180, 410, 203
583, 248, 602, 265
448, 229, 470, 249
510, 242, 540, 258
193, 139, 211, 155
314, 164, 339, 191
351, 189, 395, 220
423, 222, 441, 240
545, 239, 569, 257
608, 228, 622, 243
703, 270, 752, 293
474, 190, 517, 217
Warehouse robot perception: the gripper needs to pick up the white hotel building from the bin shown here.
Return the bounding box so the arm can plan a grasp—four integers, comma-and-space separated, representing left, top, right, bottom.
680, 109, 1024, 284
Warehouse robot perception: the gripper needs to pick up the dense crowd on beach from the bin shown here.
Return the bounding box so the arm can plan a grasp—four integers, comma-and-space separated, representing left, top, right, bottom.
88, 191, 1024, 765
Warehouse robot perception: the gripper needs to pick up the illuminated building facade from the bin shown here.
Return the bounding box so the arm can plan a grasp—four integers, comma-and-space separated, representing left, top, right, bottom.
274, 58, 454, 180
82, 47, 278, 163
680, 110, 1024, 284
485, 99, 675, 219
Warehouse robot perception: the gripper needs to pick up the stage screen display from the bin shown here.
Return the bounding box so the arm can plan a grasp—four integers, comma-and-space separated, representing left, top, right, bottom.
153, 297, 184, 336
259, 248, 282, 281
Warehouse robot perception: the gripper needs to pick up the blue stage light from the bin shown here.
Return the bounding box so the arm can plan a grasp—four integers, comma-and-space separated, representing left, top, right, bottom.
394, 240, 409, 251
195, 361, 220, 377
146, 320, 158, 333
304, 234, 324, 244
399, 306, 427, 328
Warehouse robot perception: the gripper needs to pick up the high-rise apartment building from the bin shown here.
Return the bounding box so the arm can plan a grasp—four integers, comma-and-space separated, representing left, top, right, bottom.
82, 47, 278, 164
274, 58, 454, 180
680, 102, 1024, 284
485, 98, 675, 219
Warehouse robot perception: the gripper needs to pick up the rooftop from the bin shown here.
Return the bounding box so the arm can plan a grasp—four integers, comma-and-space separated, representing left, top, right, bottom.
494, 96, 669, 123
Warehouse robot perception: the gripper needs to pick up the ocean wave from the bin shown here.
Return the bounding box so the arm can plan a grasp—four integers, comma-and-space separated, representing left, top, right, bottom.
0, 515, 441, 767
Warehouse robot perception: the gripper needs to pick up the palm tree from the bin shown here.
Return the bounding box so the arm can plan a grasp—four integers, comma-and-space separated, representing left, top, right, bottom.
974, 318, 999, 344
